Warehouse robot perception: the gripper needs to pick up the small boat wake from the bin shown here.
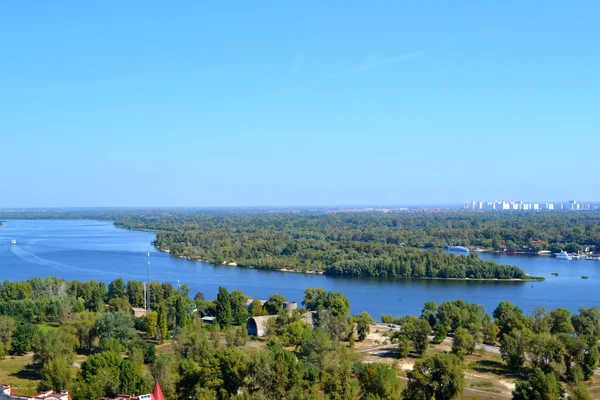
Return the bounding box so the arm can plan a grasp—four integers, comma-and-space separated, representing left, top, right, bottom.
9, 245, 132, 278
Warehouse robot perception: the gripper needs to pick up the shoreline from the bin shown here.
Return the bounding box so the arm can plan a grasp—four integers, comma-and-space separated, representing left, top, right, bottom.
159, 247, 542, 281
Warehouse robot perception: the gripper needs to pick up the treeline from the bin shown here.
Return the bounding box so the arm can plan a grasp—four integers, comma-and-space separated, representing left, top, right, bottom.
1, 277, 598, 399
0, 277, 410, 399
114, 210, 600, 252
113, 212, 543, 279
382, 299, 600, 400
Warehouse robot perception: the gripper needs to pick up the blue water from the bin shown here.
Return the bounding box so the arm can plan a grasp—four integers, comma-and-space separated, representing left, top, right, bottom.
0, 220, 598, 317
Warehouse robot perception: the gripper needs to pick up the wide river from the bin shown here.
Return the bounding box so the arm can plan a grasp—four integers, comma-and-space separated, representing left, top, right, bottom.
0, 220, 598, 317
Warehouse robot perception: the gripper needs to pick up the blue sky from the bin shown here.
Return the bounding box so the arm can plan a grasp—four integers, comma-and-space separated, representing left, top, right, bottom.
1, 2, 598, 207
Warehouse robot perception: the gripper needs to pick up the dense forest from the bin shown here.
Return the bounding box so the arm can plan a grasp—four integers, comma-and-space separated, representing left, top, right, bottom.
0, 277, 597, 399
114, 210, 600, 279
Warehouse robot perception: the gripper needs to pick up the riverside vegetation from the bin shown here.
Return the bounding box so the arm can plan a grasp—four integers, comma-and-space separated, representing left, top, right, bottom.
114, 211, 560, 280
0, 277, 598, 399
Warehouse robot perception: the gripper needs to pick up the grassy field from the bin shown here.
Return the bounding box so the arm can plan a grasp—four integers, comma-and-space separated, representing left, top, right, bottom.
35, 322, 61, 332
0, 353, 40, 395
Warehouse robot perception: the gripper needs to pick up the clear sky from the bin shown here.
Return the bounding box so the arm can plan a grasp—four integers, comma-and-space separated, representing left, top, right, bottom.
1, 2, 598, 207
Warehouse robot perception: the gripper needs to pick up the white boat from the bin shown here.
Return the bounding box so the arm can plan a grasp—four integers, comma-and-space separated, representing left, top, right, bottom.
446, 246, 470, 253
569, 254, 585, 260
554, 251, 572, 260
11, 239, 16, 245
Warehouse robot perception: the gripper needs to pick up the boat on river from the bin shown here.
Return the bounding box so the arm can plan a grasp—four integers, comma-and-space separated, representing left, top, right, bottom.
554, 251, 572, 260
446, 246, 470, 253
11, 239, 16, 245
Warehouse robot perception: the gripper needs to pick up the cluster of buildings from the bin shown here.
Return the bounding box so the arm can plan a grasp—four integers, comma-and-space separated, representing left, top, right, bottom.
464, 200, 593, 211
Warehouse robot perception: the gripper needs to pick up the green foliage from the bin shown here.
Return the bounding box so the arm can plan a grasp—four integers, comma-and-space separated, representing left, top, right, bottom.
11, 321, 38, 353
94, 312, 136, 344
264, 293, 285, 315
403, 353, 464, 400
114, 211, 600, 277
500, 329, 531, 369
303, 288, 350, 318
33, 326, 78, 365
512, 369, 564, 400
548, 308, 574, 334
420, 301, 437, 329
381, 314, 393, 324
357, 362, 402, 399
215, 286, 232, 328
0, 315, 16, 357
431, 324, 447, 344
494, 301, 529, 336
355, 312, 373, 341
107, 278, 126, 301
452, 327, 475, 360
394, 316, 431, 357
39, 358, 73, 392
157, 303, 168, 343
571, 307, 600, 339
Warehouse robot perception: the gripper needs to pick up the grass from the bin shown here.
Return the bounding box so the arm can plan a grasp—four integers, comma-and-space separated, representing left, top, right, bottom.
0, 353, 40, 395
35, 322, 60, 332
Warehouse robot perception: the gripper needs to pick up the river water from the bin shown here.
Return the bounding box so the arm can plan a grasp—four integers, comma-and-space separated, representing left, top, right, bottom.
0, 220, 598, 318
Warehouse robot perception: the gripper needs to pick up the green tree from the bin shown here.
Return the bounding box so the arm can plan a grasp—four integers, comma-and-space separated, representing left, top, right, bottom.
500, 329, 531, 370
215, 286, 232, 328
11, 321, 38, 353
119, 359, 144, 395
394, 316, 431, 356
39, 358, 72, 392
94, 312, 136, 344
0, 315, 16, 358
452, 327, 475, 360
528, 333, 565, 374
157, 304, 168, 343
355, 312, 373, 341
512, 369, 563, 400
420, 301, 437, 328
151, 354, 177, 400
107, 278, 126, 300
403, 353, 464, 400
145, 311, 158, 338
69, 311, 98, 351
582, 343, 599, 381
250, 299, 266, 316
33, 326, 78, 365
569, 383, 591, 400
126, 280, 145, 308
230, 290, 248, 325
431, 324, 447, 344
80, 351, 123, 398
322, 346, 359, 400
571, 307, 600, 339
357, 362, 402, 399
264, 294, 286, 315
493, 301, 529, 336
548, 308, 574, 334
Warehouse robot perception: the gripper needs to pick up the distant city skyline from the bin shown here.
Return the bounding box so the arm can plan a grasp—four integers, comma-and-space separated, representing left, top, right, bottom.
464, 199, 594, 211
1, 2, 599, 207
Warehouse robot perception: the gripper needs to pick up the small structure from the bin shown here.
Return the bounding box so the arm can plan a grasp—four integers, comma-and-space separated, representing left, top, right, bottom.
131, 307, 147, 318
283, 301, 298, 312
246, 315, 276, 337
246, 311, 317, 337
1, 384, 70, 400
245, 298, 267, 310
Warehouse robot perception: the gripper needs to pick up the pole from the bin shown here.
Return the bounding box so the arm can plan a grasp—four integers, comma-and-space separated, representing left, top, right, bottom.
146, 252, 151, 311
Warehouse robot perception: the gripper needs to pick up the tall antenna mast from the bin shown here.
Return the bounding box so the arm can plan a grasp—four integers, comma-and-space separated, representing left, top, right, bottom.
146, 252, 151, 311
